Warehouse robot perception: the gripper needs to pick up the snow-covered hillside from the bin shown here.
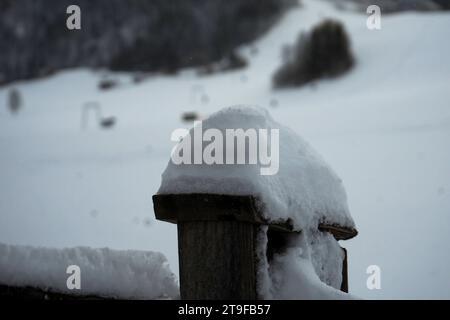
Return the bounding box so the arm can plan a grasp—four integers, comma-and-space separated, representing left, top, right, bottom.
0, 0, 449, 299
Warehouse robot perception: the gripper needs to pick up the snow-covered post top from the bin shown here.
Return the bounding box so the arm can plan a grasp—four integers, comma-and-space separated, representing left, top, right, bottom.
153, 106, 357, 299
157, 106, 356, 232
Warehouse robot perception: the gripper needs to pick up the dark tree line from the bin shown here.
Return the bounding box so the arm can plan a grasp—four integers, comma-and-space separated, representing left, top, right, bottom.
0, 0, 295, 85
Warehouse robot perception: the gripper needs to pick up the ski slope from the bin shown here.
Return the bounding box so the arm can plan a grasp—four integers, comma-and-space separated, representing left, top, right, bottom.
0, 0, 449, 299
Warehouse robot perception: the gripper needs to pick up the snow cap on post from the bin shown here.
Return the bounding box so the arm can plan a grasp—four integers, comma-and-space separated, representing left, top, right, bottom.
157, 105, 356, 237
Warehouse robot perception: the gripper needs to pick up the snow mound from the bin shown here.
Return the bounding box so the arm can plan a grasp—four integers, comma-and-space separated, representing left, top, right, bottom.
0, 243, 179, 299
256, 228, 355, 300
158, 105, 355, 230
269, 244, 355, 300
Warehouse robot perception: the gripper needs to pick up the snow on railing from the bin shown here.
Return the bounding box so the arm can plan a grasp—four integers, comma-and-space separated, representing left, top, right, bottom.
0, 243, 179, 299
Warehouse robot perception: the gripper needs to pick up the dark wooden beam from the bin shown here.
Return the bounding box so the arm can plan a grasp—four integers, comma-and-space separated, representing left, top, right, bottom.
153, 193, 358, 239
318, 224, 358, 241
340, 248, 349, 293
0, 284, 110, 300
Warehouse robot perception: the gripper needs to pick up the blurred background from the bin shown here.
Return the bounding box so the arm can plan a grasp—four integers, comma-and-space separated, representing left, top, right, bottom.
0, 0, 449, 299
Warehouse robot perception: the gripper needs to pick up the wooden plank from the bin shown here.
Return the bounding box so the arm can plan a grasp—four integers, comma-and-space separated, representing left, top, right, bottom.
153, 193, 358, 239
340, 247, 349, 293
153, 193, 264, 224
318, 224, 358, 241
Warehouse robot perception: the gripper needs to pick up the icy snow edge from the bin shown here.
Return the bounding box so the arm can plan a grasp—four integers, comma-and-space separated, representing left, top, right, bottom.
0, 243, 179, 299
158, 106, 355, 230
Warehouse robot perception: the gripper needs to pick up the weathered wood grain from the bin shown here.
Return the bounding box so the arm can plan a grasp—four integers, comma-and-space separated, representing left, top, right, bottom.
178, 221, 257, 299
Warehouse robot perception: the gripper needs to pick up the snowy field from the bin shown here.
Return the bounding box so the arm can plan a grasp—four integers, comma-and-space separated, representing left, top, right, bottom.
0, 0, 449, 299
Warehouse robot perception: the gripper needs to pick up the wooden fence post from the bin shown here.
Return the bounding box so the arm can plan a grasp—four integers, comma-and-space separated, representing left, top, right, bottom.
153, 193, 357, 300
